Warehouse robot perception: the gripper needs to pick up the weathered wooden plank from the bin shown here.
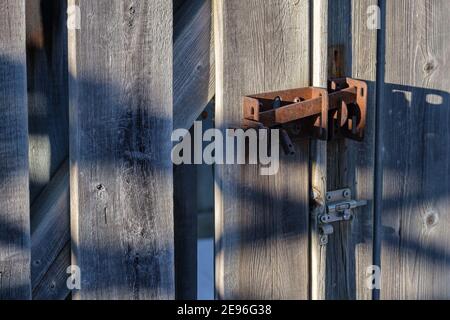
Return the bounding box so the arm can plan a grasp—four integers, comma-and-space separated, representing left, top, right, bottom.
380, 0, 450, 299
30, 160, 70, 298
174, 0, 214, 130
0, 0, 31, 300
214, 0, 310, 300
315, 0, 377, 300
349, 0, 378, 300
32, 242, 70, 300
29, 1, 209, 300
310, 0, 329, 300
69, 0, 174, 300
26, 0, 69, 204
311, 0, 377, 300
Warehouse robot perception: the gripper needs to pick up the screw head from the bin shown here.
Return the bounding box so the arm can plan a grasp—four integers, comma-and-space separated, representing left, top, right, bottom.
343, 211, 352, 221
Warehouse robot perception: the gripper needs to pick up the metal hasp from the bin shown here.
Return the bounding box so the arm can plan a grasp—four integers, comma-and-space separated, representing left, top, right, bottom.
242, 77, 368, 154
319, 188, 368, 246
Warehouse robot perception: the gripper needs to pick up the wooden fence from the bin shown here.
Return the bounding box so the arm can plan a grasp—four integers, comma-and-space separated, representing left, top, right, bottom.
0, 0, 450, 300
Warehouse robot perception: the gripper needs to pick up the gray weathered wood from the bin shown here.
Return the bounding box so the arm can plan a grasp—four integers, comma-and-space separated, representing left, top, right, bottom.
346, 0, 377, 300
349, 0, 377, 300
31, 160, 70, 298
380, 0, 450, 299
29, 1, 209, 300
69, 0, 174, 300
32, 242, 70, 300
214, 0, 310, 300
174, 0, 214, 130
318, 0, 377, 300
310, 0, 329, 300
0, 0, 31, 300
311, 0, 377, 300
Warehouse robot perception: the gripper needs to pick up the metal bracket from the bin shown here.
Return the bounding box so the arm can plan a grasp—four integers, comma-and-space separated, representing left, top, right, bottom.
242, 78, 368, 154
318, 188, 367, 246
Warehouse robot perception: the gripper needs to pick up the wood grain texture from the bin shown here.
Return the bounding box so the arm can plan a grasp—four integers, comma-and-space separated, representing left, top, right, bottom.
30, 160, 70, 298
69, 0, 174, 300
311, 0, 377, 300
380, 0, 450, 299
174, 0, 214, 130
310, 0, 329, 300
32, 241, 70, 300
316, 0, 377, 300
214, 0, 310, 300
26, 1, 208, 300
0, 0, 31, 300
348, 0, 377, 300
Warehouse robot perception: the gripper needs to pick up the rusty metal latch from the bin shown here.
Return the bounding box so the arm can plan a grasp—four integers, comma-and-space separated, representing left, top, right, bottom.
319, 188, 367, 246
242, 78, 368, 154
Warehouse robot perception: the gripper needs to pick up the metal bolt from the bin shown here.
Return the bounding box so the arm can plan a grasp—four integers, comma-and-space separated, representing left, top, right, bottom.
273, 96, 282, 109
343, 189, 351, 198
343, 209, 352, 221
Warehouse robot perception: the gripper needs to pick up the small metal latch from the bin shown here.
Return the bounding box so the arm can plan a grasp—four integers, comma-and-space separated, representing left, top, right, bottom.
242, 78, 368, 155
319, 188, 367, 246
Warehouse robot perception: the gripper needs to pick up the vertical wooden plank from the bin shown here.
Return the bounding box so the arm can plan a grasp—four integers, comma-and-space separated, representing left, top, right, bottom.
0, 0, 31, 299
69, 0, 174, 299
310, 0, 329, 300
348, 0, 377, 300
380, 0, 450, 299
311, 0, 377, 300
214, 0, 310, 299
325, 0, 377, 300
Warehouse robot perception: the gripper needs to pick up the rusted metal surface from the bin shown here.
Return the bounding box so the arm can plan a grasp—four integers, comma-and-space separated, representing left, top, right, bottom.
328, 78, 367, 141
242, 77, 367, 144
